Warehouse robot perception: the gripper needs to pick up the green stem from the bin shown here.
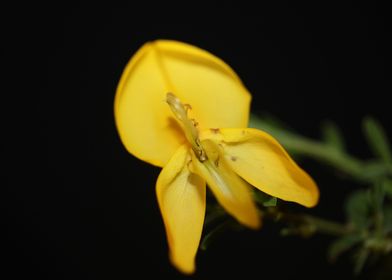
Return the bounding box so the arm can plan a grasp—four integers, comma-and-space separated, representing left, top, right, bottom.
264, 208, 351, 236
249, 114, 392, 183
301, 214, 352, 236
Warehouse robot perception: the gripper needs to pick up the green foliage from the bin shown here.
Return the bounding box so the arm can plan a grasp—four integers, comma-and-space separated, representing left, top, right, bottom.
253, 190, 277, 207
345, 189, 372, 230
353, 248, 370, 275
321, 121, 345, 151
328, 234, 363, 262
383, 206, 392, 233
383, 179, 392, 199
212, 114, 392, 276
363, 116, 392, 163
340, 181, 392, 274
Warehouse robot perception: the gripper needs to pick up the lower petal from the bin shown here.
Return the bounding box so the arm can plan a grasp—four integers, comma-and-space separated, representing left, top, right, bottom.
156, 145, 206, 274
201, 128, 319, 207
190, 139, 260, 229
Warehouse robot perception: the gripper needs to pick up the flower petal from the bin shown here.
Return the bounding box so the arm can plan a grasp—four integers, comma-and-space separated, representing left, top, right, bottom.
201, 128, 319, 207
190, 140, 260, 229
114, 40, 251, 167
156, 145, 206, 274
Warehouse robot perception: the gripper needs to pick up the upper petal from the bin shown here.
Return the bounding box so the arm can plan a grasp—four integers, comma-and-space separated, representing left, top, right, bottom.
114, 40, 251, 167
201, 128, 319, 207
156, 145, 206, 274
190, 139, 260, 229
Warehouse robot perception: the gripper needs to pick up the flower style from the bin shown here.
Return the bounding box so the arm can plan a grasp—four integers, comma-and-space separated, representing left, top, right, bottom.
114, 40, 319, 274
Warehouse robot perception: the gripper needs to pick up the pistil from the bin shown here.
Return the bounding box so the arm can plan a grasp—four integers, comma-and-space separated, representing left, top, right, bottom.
166, 93, 207, 162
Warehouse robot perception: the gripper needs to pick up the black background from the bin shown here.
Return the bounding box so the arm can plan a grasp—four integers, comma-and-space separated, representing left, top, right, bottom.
4, 2, 392, 279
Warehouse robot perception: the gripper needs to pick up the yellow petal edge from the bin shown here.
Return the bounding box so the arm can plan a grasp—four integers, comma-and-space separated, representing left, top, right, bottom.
201, 128, 319, 207
114, 40, 252, 167
156, 145, 206, 274
190, 140, 260, 229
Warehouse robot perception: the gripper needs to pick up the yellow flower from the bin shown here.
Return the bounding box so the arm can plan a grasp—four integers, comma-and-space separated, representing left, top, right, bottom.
114, 40, 319, 274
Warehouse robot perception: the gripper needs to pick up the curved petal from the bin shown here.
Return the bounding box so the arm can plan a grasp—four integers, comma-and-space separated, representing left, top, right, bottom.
201, 128, 319, 207
190, 140, 260, 229
114, 40, 251, 167
156, 145, 206, 274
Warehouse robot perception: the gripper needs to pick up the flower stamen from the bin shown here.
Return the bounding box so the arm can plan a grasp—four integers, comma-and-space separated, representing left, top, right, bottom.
166, 93, 207, 162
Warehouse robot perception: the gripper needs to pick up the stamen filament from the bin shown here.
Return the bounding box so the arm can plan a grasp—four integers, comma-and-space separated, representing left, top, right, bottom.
166, 93, 207, 161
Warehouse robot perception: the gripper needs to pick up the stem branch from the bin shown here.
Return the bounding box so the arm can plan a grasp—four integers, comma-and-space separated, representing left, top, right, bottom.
250, 115, 392, 183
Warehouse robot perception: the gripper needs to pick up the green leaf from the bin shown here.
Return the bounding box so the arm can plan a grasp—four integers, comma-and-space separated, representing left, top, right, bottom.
263, 197, 277, 207
382, 179, 392, 199
328, 234, 363, 262
362, 116, 392, 163
361, 162, 391, 181
253, 190, 277, 207
372, 183, 385, 210
321, 121, 345, 151
345, 190, 371, 229
353, 248, 369, 275
383, 205, 392, 233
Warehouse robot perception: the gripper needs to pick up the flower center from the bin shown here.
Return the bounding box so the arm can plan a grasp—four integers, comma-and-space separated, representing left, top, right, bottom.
166, 93, 207, 162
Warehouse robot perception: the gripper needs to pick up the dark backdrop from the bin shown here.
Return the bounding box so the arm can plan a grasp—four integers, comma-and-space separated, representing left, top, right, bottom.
4, 2, 391, 280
